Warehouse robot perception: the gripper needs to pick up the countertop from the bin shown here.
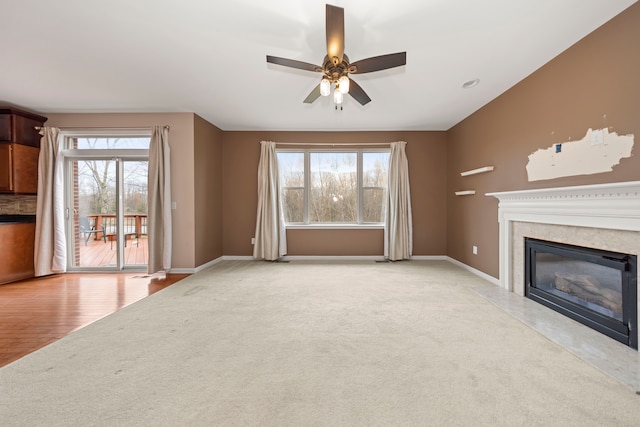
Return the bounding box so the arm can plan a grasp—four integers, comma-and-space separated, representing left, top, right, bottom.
0, 215, 37, 224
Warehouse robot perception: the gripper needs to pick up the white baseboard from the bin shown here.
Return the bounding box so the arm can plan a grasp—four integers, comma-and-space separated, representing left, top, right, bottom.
171, 255, 499, 288
281, 255, 386, 261
167, 268, 196, 274
169, 256, 227, 274
195, 257, 225, 272
410, 255, 448, 261
446, 257, 500, 286
283, 255, 451, 262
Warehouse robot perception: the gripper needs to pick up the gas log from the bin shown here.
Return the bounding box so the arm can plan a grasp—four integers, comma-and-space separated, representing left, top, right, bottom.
554, 272, 622, 314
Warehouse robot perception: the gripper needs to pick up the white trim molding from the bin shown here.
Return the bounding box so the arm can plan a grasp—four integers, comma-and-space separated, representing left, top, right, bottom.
173, 255, 500, 288
486, 181, 640, 291
170, 256, 227, 274
281, 255, 386, 262
447, 257, 500, 286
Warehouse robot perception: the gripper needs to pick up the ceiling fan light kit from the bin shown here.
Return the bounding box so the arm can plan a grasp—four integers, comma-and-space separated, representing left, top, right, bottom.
333, 90, 344, 108
337, 76, 349, 94
320, 78, 331, 96
266, 4, 406, 110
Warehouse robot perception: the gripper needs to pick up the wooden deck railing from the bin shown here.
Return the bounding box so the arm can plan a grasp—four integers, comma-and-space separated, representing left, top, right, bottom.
75, 214, 149, 266
86, 214, 147, 239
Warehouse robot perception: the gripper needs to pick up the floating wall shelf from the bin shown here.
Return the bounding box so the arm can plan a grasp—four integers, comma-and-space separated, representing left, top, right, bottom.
455, 190, 476, 196
460, 166, 494, 176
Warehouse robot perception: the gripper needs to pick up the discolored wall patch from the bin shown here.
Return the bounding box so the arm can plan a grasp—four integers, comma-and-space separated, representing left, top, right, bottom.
526, 128, 634, 181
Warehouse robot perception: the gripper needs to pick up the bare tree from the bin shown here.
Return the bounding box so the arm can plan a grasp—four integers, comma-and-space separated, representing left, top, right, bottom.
79, 138, 116, 214
310, 153, 357, 223
77, 138, 148, 215
279, 151, 389, 224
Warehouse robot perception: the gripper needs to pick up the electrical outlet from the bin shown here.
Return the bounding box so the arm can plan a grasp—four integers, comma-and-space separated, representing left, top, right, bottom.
251, 237, 255, 245
472, 245, 478, 255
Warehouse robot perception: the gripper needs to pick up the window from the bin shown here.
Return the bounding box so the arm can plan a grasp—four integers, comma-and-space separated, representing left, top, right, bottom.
73, 137, 150, 150
278, 149, 390, 226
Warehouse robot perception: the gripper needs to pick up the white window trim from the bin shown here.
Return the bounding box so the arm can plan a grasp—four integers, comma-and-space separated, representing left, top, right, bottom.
60, 129, 152, 138
285, 224, 384, 230
63, 149, 149, 160
61, 132, 151, 160
278, 147, 389, 229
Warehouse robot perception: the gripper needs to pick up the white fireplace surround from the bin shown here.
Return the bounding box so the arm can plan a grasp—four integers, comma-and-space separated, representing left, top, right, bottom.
487, 181, 640, 293
485, 181, 640, 377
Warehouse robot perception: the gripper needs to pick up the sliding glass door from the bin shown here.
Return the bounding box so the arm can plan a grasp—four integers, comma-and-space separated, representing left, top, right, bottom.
64, 135, 149, 271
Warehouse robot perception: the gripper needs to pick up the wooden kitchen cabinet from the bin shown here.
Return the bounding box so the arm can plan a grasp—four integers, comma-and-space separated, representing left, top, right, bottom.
0, 222, 36, 285
0, 107, 47, 194
0, 143, 40, 194
0, 107, 47, 147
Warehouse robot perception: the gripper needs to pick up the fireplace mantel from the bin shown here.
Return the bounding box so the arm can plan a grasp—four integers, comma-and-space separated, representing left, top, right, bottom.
487, 181, 640, 291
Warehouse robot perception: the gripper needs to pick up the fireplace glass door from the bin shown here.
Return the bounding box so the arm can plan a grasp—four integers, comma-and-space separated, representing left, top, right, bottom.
532, 252, 623, 321
525, 238, 637, 349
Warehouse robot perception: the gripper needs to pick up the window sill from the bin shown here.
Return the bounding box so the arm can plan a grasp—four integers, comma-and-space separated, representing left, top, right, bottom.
285, 224, 384, 230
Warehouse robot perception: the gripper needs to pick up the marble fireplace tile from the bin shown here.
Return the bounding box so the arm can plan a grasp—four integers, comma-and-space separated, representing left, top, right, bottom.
511, 222, 640, 295
511, 222, 640, 344
475, 285, 640, 393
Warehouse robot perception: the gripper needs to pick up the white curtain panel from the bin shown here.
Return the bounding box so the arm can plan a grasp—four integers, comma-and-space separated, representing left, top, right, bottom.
253, 141, 287, 260
384, 141, 413, 261
147, 126, 172, 274
34, 127, 66, 276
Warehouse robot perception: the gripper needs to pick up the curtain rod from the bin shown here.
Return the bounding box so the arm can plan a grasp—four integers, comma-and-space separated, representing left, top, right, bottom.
34, 125, 170, 131
270, 142, 390, 146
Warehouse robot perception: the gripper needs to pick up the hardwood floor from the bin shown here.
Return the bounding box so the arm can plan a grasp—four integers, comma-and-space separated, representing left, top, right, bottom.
0, 272, 189, 367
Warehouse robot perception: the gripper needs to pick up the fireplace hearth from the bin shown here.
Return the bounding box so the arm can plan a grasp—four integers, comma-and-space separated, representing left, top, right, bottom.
525, 238, 637, 349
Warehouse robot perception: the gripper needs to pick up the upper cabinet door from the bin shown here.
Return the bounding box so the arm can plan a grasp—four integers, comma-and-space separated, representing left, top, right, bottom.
0, 108, 47, 194
0, 107, 47, 148
0, 143, 14, 193
0, 143, 39, 194
0, 115, 12, 142
12, 144, 39, 194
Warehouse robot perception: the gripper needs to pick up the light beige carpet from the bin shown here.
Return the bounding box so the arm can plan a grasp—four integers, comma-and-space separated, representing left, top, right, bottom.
1, 260, 639, 426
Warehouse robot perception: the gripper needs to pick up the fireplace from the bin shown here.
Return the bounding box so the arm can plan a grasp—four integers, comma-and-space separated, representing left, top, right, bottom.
525, 238, 637, 349
487, 181, 640, 350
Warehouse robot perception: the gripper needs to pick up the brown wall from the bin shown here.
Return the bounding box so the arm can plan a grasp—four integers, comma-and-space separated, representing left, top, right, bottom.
447, 3, 640, 278
194, 114, 224, 265
222, 131, 448, 256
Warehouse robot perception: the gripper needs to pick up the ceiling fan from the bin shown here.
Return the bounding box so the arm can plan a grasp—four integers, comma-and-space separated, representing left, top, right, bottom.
266, 4, 406, 108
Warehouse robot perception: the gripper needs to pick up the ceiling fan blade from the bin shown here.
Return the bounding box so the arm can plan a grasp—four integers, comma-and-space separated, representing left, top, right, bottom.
326, 4, 344, 65
266, 55, 322, 72
350, 52, 407, 74
348, 79, 371, 106
303, 84, 322, 104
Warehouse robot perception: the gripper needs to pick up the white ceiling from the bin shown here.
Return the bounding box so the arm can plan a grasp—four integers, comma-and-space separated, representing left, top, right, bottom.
1, 0, 636, 131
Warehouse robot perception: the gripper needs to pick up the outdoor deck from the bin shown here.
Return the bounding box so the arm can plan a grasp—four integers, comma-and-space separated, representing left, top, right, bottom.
78, 235, 148, 267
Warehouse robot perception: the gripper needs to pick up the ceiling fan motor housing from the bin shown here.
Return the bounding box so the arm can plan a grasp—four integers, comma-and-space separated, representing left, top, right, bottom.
322, 54, 352, 82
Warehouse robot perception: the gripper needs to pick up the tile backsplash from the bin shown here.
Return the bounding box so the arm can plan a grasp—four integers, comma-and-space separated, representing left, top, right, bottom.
0, 195, 37, 215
